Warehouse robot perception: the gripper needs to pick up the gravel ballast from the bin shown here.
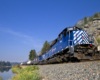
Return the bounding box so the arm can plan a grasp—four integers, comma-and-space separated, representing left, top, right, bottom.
38, 61, 100, 80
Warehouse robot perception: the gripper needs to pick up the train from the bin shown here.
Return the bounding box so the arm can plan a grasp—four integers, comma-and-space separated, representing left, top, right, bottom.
22, 26, 100, 65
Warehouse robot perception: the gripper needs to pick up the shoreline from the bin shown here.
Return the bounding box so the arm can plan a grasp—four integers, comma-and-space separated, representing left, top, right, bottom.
0, 66, 12, 68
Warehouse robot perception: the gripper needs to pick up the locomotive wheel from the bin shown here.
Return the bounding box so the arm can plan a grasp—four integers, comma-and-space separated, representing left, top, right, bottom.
63, 57, 67, 61
63, 54, 68, 61
56, 55, 63, 62
92, 52, 95, 59
56, 55, 61, 62
91, 48, 96, 59
43, 60, 47, 64
98, 52, 100, 59
77, 52, 85, 59
60, 56, 63, 62
78, 52, 83, 59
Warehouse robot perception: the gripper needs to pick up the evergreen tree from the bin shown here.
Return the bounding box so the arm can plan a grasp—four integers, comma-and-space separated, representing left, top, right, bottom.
89, 17, 93, 21
84, 17, 87, 24
29, 49, 36, 60
94, 13, 99, 18
6, 62, 11, 66
41, 41, 50, 55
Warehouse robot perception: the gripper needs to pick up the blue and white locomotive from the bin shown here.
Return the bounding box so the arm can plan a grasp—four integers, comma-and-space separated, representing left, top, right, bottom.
33, 26, 98, 64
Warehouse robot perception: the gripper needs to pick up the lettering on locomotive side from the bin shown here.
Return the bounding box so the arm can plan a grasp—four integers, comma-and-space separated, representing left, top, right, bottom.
52, 48, 56, 53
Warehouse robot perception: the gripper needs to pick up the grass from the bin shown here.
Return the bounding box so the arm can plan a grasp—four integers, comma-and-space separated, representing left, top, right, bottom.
10, 65, 40, 80
0, 76, 2, 80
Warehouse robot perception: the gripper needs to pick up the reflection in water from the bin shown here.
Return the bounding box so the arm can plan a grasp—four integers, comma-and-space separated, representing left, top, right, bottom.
0, 67, 11, 73
0, 67, 14, 80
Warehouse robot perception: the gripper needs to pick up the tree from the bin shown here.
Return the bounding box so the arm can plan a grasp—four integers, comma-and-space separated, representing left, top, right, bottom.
29, 49, 36, 60
84, 17, 87, 24
41, 41, 50, 55
6, 62, 11, 66
94, 13, 99, 18
89, 17, 93, 21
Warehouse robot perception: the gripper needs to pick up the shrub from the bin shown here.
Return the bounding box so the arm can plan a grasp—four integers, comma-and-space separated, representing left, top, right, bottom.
10, 66, 40, 80
11, 65, 22, 74
11, 68, 19, 74
26, 66, 39, 71
97, 38, 100, 45
12, 65, 21, 69
11, 70, 40, 80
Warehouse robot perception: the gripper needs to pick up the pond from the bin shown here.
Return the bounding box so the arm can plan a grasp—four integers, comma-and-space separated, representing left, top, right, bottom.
0, 67, 15, 80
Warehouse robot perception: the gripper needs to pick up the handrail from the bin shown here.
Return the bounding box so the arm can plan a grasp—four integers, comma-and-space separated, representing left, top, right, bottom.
93, 36, 99, 46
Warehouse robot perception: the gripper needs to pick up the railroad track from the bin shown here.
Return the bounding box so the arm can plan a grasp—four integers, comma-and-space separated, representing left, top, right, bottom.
44, 59, 100, 65
35, 58, 100, 66
21, 57, 100, 66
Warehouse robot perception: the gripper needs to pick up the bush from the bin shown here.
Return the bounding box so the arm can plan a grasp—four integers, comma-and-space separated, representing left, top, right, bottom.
11, 68, 19, 74
11, 70, 40, 80
10, 66, 40, 80
97, 38, 100, 45
12, 65, 21, 69
11, 65, 22, 74
25, 66, 39, 71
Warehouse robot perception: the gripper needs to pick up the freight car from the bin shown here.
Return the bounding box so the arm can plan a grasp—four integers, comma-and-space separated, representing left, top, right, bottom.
32, 26, 100, 65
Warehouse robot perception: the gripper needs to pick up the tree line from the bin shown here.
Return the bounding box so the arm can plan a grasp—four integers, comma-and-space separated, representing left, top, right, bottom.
29, 40, 50, 60
0, 61, 11, 67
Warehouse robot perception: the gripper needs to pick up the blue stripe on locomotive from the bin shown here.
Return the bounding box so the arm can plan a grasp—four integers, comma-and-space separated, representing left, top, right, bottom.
39, 30, 90, 62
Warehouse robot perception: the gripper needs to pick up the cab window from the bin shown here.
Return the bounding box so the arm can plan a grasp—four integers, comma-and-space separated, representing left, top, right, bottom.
64, 31, 66, 37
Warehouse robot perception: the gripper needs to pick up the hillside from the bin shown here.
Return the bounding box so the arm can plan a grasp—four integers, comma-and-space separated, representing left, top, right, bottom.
75, 13, 100, 44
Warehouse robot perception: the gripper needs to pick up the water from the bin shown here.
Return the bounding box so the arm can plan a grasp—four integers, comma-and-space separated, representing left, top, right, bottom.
0, 67, 15, 80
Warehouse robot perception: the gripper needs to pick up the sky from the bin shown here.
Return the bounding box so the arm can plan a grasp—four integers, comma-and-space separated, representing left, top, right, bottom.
0, 0, 100, 62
